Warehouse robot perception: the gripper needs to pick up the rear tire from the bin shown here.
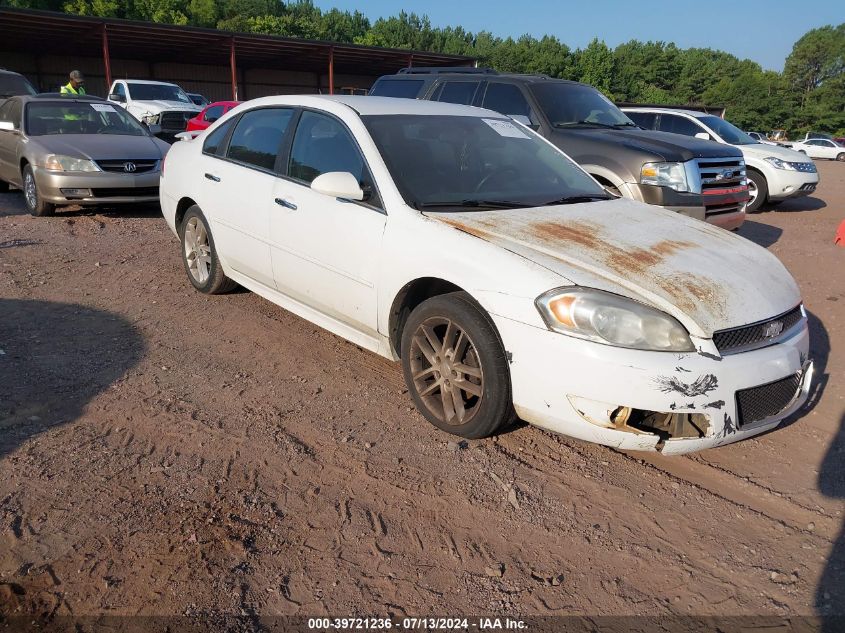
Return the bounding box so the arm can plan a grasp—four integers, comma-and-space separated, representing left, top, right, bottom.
180, 206, 237, 294
745, 170, 768, 213
401, 291, 515, 439
22, 165, 55, 216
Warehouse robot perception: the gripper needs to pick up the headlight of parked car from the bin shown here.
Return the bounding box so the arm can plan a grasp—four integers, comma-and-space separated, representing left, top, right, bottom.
141, 113, 160, 125
43, 155, 101, 172
764, 156, 817, 172
640, 162, 690, 192
535, 287, 694, 352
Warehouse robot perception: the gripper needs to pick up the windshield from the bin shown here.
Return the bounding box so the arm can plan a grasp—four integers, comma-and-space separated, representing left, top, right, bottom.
0, 74, 37, 98
363, 114, 609, 209
530, 82, 636, 128
25, 102, 150, 136
700, 115, 756, 145
127, 83, 191, 103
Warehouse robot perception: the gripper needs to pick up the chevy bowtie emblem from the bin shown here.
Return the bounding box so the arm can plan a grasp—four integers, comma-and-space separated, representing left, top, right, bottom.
717, 169, 735, 180
123, 162, 137, 173
762, 320, 784, 338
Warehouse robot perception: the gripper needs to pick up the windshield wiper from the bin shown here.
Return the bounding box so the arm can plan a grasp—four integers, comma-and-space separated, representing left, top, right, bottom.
416, 199, 529, 210
554, 120, 617, 129
541, 195, 611, 205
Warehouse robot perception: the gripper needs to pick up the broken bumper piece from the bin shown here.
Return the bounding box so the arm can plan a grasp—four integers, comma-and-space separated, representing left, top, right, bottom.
493, 313, 812, 455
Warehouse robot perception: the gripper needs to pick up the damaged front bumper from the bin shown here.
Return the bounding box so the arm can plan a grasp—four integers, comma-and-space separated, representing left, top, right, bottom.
494, 313, 812, 455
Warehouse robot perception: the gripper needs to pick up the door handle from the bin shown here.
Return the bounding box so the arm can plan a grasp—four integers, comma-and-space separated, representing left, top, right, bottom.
274, 198, 297, 210
204, 173, 220, 182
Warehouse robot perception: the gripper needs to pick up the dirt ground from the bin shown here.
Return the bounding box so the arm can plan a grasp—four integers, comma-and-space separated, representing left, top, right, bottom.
0, 161, 843, 628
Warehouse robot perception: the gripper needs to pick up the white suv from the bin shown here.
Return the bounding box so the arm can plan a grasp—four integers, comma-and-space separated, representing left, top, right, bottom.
623, 108, 819, 213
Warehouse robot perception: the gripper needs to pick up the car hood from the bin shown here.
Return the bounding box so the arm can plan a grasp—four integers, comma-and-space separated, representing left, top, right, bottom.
740, 143, 813, 162
131, 100, 202, 113
31, 134, 168, 160
550, 128, 742, 162
426, 198, 800, 338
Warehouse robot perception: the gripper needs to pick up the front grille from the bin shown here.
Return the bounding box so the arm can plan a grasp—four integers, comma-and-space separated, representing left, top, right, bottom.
697, 157, 746, 194
736, 371, 802, 427
705, 202, 744, 217
713, 306, 804, 354
799, 182, 817, 191
91, 186, 159, 198
95, 159, 159, 174
159, 111, 195, 131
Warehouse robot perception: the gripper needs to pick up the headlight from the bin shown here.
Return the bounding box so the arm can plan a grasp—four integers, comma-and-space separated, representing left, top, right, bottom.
535, 287, 694, 352
640, 162, 690, 192
141, 113, 160, 125
764, 156, 817, 172
43, 155, 101, 172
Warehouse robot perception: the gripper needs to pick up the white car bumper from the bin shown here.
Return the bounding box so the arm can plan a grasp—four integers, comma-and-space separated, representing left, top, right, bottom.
494, 314, 812, 455
766, 169, 819, 201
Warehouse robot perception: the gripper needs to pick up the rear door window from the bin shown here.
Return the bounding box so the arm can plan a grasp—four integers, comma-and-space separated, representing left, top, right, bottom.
482, 83, 533, 118
370, 79, 424, 99
433, 81, 479, 105
226, 107, 294, 171
626, 111, 656, 130
657, 114, 704, 137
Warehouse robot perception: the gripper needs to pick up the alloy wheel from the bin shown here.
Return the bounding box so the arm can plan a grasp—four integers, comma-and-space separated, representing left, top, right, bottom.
747, 179, 758, 206
408, 316, 484, 425
183, 216, 212, 284
24, 172, 37, 210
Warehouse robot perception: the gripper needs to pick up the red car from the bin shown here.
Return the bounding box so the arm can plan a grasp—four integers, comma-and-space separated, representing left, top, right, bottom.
186, 101, 241, 132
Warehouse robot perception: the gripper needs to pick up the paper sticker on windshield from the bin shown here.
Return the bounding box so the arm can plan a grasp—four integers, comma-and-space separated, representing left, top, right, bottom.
483, 118, 530, 139
90, 103, 116, 113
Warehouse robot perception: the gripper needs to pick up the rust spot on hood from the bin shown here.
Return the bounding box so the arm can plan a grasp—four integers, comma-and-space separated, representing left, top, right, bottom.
529, 221, 725, 317
439, 218, 492, 240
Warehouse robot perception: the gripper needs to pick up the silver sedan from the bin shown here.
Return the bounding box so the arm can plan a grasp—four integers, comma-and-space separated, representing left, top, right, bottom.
0, 94, 170, 216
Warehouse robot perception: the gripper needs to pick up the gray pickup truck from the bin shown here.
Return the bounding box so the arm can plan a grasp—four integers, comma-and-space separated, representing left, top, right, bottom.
370, 68, 749, 230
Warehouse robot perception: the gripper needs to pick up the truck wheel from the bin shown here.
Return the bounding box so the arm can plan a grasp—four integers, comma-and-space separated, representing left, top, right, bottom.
746, 171, 768, 213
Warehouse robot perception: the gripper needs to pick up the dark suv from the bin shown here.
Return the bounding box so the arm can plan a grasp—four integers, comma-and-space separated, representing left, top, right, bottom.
370, 68, 748, 230
0, 68, 37, 106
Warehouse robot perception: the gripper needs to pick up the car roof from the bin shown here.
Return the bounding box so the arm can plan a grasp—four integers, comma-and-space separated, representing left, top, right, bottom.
379, 72, 581, 86
17, 94, 106, 103
240, 94, 506, 118
118, 79, 179, 86
623, 106, 709, 118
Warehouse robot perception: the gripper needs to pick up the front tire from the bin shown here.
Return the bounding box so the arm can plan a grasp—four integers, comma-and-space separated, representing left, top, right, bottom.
836, 153, 845, 162
22, 165, 55, 216
180, 206, 237, 294
746, 170, 768, 213
401, 292, 514, 439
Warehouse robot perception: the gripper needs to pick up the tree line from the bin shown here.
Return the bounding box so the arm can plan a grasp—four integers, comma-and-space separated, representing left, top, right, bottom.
5, 0, 844, 135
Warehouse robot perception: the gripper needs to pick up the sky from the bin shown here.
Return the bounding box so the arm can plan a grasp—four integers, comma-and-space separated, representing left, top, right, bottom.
312, 0, 844, 71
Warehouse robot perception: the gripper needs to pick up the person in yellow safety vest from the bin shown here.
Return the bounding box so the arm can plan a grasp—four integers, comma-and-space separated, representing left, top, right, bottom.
60, 70, 86, 96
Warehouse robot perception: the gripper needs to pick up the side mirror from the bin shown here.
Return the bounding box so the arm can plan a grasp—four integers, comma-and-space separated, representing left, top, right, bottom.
108, 93, 126, 103
0, 121, 14, 131
694, 131, 711, 141
147, 123, 162, 136
311, 171, 364, 201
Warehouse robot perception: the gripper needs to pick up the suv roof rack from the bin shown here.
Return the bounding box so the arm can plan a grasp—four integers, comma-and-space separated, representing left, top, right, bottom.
396, 66, 498, 75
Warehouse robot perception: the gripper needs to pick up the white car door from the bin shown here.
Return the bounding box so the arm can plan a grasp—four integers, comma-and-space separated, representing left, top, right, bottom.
199, 106, 295, 289
268, 109, 386, 339
816, 140, 841, 159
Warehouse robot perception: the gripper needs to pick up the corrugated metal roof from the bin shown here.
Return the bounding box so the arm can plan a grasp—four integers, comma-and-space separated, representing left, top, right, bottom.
0, 7, 475, 75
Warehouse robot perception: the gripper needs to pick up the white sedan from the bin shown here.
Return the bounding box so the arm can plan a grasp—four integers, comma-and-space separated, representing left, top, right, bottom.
160, 95, 813, 455
789, 138, 845, 161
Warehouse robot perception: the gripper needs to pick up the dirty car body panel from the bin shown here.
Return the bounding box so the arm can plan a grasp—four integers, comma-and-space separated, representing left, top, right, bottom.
159, 95, 811, 454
